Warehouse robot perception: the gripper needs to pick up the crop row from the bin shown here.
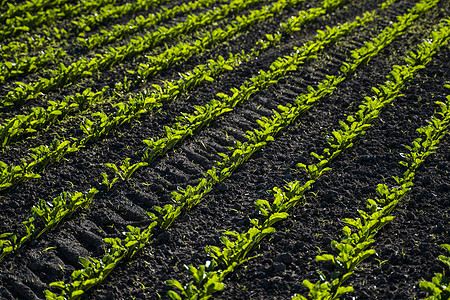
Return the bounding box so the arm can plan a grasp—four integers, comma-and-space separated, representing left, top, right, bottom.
0, 0, 343, 190
80, 0, 230, 50
0, 0, 174, 58
1, 0, 446, 299
0, 0, 225, 82
0, 0, 350, 286
296, 23, 450, 299
168, 6, 449, 300
0, 0, 347, 262
42, 0, 445, 298
0, 32, 54, 60
0, 46, 66, 83
0, 188, 98, 261
0, 0, 328, 151
0, 0, 120, 40
0, 0, 73, 22
0, 0, 275, 107
70, 0, 173, 34
296, 87, 450, 299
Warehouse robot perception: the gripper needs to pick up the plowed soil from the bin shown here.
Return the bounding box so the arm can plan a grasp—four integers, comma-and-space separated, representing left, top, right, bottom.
0, 0, 449, 299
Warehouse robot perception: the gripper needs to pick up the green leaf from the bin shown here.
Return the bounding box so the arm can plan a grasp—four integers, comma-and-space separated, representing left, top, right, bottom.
316, 254, 335, 263
78, 257, 91, 269
335, 285, 354, 297
166, 280, 184, 291
103, 262, 116, 274
206, 281, 224, 294
167, 290, 182, 300
342, 226, 352, 237
255, 199, 271, 216
71, 290, 84, 298
266, 212, 288, 227
49, 281, 67, 290
419, 281, 438, 294
50, 110, 62, 116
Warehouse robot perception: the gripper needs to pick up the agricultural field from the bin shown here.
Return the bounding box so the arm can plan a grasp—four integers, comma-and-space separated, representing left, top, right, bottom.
0, 0, 449, 298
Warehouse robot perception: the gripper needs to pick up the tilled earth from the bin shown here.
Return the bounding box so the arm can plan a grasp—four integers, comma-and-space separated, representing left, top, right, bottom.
0, 0, 449, 299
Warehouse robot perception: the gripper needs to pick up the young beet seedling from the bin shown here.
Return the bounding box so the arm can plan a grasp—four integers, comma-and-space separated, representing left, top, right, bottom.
420, 244, 450, 299
102, 158, 147, 190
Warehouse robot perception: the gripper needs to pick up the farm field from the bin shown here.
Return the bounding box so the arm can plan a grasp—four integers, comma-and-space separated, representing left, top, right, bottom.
0, 0, 449, 299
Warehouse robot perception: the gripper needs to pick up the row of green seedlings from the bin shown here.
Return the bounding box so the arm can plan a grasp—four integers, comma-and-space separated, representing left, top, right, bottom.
0, 0, 336, 148
0, 0, 357, 284
70, 0, 173, 35
295, 87, 450, 299
0, 0, 273, 107
128, 0, 328, 90
0, 46, 66, 83
0, 0, 172, 59
166, 9, 449, 300
1, 0, 175, 41
0, 0, 120, 41
0, 0, 352, 262
143, 7, 390, 228
107, 0, 378, 207
0, 86, 108, 148
0, 29, 65, 60
0, 0, 289, 95
45, 224, 157, 300
43, 1, 431, 297
130, 0, 432, 185
420, 241, 450, 299
0, 0, 225, 82
0, 0, 261, 105
0, 188, 98, 261
80, 0, 229, 49
0, 0, 72, 21
0, 0, 345, 189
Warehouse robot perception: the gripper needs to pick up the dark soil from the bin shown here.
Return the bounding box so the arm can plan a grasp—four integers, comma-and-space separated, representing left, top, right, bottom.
0, 0, 449, 299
